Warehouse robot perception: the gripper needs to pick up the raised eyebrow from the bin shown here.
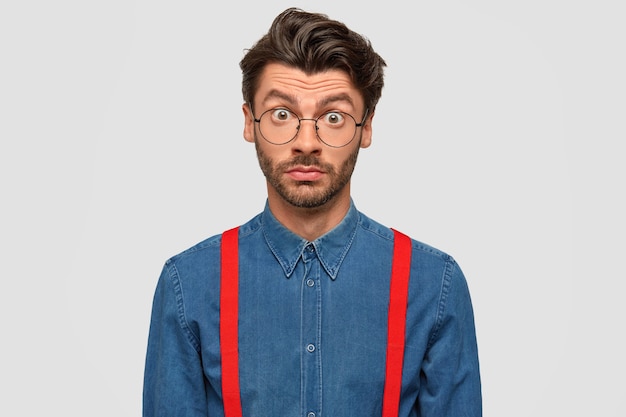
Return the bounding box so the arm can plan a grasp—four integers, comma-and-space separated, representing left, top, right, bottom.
262, 90, 298, 108
317, 93, 355, 109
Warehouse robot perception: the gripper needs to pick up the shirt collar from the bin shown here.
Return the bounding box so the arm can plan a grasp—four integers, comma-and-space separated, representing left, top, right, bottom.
261, 200, 359, 280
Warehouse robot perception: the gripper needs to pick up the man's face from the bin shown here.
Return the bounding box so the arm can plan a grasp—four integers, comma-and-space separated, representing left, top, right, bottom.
243, 63, 372, 209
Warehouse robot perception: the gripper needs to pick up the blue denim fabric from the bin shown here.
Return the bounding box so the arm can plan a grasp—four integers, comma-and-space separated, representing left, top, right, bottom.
143, 201, 481, 416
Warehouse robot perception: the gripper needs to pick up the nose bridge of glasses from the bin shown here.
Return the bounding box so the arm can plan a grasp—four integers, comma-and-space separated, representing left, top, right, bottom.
295, 117, 320, 141
297, 117, 319, 130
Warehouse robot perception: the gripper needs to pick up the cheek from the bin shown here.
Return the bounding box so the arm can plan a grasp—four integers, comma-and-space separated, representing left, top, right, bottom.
336, 144, 361, 165
254, 139, 287, 169
255, 140, 282, 161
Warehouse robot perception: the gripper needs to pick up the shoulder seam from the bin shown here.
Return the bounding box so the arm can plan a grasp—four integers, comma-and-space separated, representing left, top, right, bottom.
165, 260, 202, 352
427, 256, 456, 349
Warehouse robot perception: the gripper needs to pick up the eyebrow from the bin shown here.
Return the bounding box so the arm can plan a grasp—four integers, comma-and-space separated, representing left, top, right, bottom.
318, 93, 355, 109
261, 90, 298, 107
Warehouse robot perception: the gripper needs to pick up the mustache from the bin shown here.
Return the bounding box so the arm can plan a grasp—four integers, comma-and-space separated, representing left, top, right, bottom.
277, 155, 334, 172
283, 155, 320, 167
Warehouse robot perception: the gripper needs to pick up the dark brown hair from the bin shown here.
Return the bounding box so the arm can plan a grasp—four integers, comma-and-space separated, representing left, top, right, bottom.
240, 8, 386, 115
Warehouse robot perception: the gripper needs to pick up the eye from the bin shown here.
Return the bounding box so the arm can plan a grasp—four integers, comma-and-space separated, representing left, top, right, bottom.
271, 108, 292, 121
322, 112, 345, 125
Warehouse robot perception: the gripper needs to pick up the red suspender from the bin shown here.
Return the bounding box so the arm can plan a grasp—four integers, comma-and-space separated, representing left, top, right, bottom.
220, 226, 242, 417
382, 229, 412, 417
220, 227, 412, 417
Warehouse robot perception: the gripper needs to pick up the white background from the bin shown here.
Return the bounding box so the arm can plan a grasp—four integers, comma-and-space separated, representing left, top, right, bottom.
1, 0, 624, 415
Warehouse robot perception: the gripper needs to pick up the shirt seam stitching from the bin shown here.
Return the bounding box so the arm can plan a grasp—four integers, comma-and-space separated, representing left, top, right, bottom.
427, 257, 454, 349
166, 260, 202, 352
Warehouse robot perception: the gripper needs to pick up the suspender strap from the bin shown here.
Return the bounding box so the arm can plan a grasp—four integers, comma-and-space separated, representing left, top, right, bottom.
382, 229, 412, 417
220, 226, 243, 417
219, 227, 412, 417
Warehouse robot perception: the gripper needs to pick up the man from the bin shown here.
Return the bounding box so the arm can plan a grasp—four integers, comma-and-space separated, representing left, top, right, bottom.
143, 7, 481, 417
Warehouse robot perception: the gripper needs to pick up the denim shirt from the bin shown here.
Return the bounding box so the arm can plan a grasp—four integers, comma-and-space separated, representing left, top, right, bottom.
143, 201, 481, 416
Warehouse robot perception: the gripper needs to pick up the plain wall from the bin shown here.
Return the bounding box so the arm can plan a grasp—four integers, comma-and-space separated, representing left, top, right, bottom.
1, 1, 624, 415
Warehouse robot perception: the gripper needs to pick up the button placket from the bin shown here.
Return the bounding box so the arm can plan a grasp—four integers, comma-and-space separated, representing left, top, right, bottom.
301, 243, 321, 417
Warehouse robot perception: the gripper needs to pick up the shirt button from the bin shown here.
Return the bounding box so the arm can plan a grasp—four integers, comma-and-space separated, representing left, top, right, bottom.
307, 413, 316, 417
306, 245, 315, 252
306, 279, 315, 287
306, 344, 315, 353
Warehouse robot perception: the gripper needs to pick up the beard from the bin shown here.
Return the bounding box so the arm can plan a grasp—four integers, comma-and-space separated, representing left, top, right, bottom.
255, 134, 361, 209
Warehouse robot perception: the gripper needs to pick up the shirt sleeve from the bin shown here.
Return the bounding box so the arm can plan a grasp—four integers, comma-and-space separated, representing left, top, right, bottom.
418, 258, 482, 416
143, 260, 209, 417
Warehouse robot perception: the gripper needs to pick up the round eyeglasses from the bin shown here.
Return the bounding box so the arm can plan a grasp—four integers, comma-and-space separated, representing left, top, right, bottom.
253, 108, 368, 148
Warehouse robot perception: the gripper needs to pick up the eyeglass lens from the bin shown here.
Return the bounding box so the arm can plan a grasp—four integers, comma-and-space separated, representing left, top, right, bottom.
257, 108, 359, 147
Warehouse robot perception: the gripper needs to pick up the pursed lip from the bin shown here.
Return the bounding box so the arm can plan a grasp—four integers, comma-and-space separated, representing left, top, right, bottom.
286, 165, 324, 181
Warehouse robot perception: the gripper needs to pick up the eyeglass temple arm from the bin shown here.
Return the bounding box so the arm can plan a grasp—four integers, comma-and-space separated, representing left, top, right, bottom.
356, 108, 370, 127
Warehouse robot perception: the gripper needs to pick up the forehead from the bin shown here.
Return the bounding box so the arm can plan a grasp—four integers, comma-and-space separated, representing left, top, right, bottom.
254, 63, 363, 110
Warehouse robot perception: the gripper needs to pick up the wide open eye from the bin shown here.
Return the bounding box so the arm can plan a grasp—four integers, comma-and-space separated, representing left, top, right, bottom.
321, 112, 345, 127
271, 108, 293, 122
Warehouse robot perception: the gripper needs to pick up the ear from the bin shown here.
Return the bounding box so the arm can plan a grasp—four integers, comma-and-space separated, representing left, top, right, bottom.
359, 111, 374, 149
242, 103, 255, 143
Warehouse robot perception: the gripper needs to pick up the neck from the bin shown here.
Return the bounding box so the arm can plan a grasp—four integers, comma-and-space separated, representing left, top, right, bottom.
266, 186, 352, 241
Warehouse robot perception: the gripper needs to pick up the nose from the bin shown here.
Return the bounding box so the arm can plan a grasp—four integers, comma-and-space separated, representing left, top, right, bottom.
293, 118, 322, 154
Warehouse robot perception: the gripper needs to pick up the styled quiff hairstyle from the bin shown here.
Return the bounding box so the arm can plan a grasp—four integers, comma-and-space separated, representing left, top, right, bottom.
240, 8, 386, 115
